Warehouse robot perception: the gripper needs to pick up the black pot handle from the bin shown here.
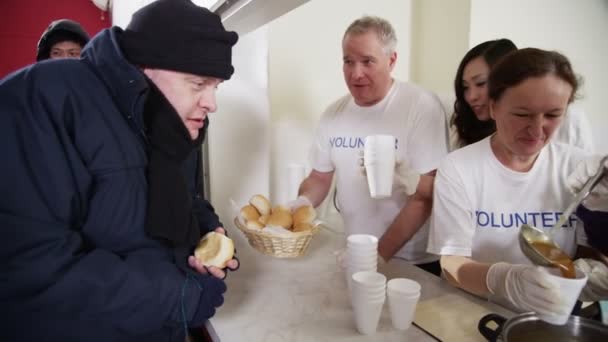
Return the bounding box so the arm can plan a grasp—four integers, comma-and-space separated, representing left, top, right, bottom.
478, 313, 507, 342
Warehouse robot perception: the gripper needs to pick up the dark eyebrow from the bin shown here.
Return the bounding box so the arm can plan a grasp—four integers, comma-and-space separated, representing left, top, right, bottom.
470, 74, 487, 81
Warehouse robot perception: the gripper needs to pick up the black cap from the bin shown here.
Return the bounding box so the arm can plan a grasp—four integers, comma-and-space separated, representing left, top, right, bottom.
121, 0, 238, 80
36, 19, 90, 61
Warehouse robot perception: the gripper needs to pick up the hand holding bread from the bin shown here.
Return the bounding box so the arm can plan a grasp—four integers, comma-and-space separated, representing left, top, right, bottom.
194, 231, 235, 268
240, 194, 316, 232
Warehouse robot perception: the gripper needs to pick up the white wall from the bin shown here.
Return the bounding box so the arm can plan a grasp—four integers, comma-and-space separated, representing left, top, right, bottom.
209, 27, 271, 222
112, 0, 155, 28
267, 0, 412, 205
469, 0, 608, 152
410, 0, 470, 96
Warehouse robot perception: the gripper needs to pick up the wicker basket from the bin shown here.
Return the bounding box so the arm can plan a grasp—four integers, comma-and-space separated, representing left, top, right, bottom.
234, 217, 320, 258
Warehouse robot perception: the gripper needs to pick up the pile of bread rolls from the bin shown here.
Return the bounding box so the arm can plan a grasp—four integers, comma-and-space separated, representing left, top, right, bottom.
240, 194, 316, 233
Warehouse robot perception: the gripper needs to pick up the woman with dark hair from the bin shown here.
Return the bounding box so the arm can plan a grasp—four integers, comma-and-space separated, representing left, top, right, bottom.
451, 39, 516, 148
428, 48, 603, 316
448, 39, 594, 152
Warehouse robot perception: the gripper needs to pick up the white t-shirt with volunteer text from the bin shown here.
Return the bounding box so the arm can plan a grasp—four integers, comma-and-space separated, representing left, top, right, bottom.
311, 81, 448, 263
428, 136, 590, 265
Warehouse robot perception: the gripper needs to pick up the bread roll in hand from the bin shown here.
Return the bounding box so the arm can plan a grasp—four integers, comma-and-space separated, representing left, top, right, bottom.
194, 232, 235, 268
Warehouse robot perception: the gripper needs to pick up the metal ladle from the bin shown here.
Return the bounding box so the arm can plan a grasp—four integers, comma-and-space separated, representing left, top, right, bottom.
519, 156, 608, 267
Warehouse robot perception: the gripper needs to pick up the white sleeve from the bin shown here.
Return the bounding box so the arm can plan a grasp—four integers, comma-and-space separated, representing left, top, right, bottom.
427, 156, 475, 256
405, 92, 449, 174
308, 113, 334, 173
558, 105, 595, 153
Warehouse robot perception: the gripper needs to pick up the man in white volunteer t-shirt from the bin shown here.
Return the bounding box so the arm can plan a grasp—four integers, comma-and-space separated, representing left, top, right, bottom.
292, 16, 448, 275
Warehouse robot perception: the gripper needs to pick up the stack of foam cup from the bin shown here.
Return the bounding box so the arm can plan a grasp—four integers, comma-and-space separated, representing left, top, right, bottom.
386, 278, 421, 330
351, 271, 387, 335
345, 234, 379, 292
363, 135, 396, 199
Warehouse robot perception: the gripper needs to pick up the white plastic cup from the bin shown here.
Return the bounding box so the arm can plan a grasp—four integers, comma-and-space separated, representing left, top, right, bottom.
347, 234, 379, 247
352, 297, 385, 334
387, 278, 421, 330
349, 270, 384, 301
536, 267, 588, 325
351, 271, 387, 334
352, 272, 386, 291
347, 249, 378, 257
345, 264, 377, 293
387, 278, 421, 296
364, 135, 396, 198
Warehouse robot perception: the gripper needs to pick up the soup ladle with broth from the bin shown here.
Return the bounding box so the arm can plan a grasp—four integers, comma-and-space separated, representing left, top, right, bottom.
519, 156, 608, 278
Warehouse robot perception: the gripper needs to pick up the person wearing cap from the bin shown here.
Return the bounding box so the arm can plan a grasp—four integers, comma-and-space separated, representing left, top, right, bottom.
36, 19, 90, 60
0, 0, 238, 341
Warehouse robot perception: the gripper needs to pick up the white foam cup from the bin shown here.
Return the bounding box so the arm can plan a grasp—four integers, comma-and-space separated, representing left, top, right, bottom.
364, 135, 396, 198
347, 234, 379, 247
352, 296, 385, 335
536, 267, 588, 325
386, 278, 421, 330
351, 271, 387, 335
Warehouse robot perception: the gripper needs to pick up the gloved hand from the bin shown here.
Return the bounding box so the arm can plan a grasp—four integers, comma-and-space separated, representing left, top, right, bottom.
567, 155, 608, 212
486, 262, 567, 316
288, 195, 313, 211
394, 160, 421, 196
357, 151, 420, 196
574, 258, 608, 302
188, 275, 227, 327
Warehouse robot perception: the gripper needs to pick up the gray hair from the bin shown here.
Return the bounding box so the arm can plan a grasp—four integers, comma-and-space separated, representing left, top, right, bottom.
343, 16, 397, 55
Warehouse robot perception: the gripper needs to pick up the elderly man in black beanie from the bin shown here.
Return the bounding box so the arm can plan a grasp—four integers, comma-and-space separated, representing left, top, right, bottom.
0, 0, 239, 341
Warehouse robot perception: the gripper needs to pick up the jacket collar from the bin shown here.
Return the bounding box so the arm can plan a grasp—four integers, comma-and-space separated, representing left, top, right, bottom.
81, 27, 149, 130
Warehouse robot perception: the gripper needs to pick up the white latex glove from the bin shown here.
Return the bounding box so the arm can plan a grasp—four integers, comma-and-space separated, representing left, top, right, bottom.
394, 160, 421, 196
566, 155, 608, 212
288, 195, 312, 211
357, 151, 420, 196
574, 258, 608, 302
486, 262, 567, 316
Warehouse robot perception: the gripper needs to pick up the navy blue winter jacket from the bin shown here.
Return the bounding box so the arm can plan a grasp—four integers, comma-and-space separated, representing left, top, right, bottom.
0, 27, 224, 341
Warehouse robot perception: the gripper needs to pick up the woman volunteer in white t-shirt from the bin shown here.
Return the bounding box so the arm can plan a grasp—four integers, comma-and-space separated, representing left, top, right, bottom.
427, 48, 596, 317
378, 39, 596, 262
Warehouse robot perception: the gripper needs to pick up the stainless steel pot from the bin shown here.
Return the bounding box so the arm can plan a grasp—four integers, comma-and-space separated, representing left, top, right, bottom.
478, 313, 608, 341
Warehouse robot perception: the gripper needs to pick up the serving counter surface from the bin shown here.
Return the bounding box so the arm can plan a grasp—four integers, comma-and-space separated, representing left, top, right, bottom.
208, 219, 514, 341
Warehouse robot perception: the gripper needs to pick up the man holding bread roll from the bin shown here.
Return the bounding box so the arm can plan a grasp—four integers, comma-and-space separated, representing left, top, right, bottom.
0, 1, 238, 341
293, 16, 447, 275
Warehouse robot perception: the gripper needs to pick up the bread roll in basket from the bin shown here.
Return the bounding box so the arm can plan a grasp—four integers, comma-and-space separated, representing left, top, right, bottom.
235, 194, 320, 258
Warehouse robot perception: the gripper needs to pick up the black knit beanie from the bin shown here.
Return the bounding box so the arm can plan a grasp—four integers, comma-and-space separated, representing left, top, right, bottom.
36, 19, 90, 61
121, 0, 238, 80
